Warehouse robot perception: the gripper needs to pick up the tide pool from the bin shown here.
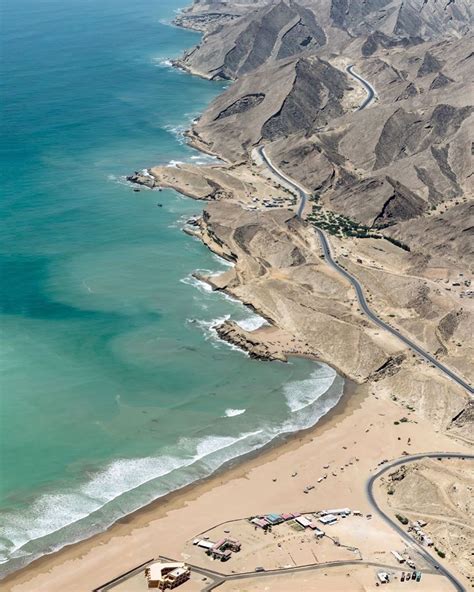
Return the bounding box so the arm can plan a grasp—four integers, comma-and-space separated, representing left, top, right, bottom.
0, 0, 343, 575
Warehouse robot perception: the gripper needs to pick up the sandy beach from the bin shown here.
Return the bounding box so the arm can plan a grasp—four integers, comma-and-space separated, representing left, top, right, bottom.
3, 377, 471, 591
3, 0, 473, 590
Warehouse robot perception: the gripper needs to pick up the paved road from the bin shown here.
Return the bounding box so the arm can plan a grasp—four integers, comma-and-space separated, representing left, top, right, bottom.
202, 560, 430, 590
346, 64, 376, 110
315, 228, 473, 394
257, 145, 308, 218
256, 67, 473, 396
367, 453, 474, 592
258, 146, 473, 394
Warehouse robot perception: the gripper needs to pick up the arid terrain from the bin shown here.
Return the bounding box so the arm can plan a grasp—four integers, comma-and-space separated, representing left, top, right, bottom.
380, 457, 474, 584
126, 1, 474, 587
6, 0, 473, 590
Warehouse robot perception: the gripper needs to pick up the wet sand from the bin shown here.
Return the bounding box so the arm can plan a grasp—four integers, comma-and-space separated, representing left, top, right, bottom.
4, 378, 470, 591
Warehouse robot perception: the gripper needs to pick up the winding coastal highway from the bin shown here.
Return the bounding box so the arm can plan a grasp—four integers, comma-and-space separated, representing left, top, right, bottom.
367, 453, 474, 592
346, 64, 377, 110
257, 65, 473, 396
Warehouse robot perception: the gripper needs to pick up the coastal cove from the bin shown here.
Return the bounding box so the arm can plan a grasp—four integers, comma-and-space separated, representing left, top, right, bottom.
0, 0, 345, 579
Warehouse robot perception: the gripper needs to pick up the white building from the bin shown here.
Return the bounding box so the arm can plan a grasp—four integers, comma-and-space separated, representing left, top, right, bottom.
196, 539, 215, 550
295, 515, 312, 528
319, 514, 338, 525
321, 508, 351, 516
391, 550, 405, 563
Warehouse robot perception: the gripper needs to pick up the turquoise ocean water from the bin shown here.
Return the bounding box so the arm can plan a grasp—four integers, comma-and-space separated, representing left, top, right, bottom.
0, 0, 344, 576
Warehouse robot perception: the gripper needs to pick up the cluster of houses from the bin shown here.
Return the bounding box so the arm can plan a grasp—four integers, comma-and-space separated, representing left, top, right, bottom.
245, 196, 292, 211
408, 520, 433, 547
249, 508, 361, 534
192, 537, 241, 561
144, 561, 190, 590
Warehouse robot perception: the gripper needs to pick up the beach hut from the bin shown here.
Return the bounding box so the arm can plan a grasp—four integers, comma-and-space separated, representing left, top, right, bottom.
251, 517, 269, 529
319, 514, 338, 525
295, 516, 312, 528
265, 513, 284, 525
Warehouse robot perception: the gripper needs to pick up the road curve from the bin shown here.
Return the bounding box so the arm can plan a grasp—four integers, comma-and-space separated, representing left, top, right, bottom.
257, 145, 308, 218
367, 453, 474, 592
316, 229, 473, 394
346, 64, 376, 110
258, 145, 473, 394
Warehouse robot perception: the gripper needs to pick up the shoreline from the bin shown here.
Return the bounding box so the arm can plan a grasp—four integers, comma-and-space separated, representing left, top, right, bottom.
2, 376, 358, 589
5, 4, 472, 591
0, 14, 354, 581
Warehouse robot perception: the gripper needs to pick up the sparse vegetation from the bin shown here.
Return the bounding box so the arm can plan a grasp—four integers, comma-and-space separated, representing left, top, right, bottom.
384, 236, 411, 252
306, 202, 410, 251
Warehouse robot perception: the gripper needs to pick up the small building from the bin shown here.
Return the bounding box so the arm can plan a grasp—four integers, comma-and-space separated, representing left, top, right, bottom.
208, 547, 231, 561
391, 550, 405, 564
312, 526, 325, 538
421, 534, 433, 547
377, 571, 390, 584
222, 538, 241, 552
319, 514, 338, 525
295, 516, 312, 528
321, 508, 351, 517
265, 513, 284, 525
196, 539, 215, 550
281, 513, 294, 521
251, 517, 269, 529
145, 562, 190, 590
207, 538, 242, 561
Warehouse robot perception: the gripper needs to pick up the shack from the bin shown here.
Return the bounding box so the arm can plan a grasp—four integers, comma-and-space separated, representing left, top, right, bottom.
319, 514, 338, 525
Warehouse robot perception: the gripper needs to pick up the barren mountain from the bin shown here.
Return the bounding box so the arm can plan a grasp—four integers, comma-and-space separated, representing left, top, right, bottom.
175, 0, 472, 79
192, 55, 352, 160
131, 0, 473, 438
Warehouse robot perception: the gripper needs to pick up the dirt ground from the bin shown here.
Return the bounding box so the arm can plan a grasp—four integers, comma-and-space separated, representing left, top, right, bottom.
217, 564, 454, 592
380, 457, 474, 584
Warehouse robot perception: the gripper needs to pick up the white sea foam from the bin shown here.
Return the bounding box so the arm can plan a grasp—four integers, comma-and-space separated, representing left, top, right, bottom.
153, 57, 173, 69
224, 408, 246, 417
191, 316, 248, 354
0, 430, 263, 568
180, 272, 213, 293
284, 366, 337, 413
193, 315, 230, 337
164, 124, 187, 145
0, 371, 343, 575
212, 253, 234, 268
189, 154, 220, 165
235, 314, 267, 332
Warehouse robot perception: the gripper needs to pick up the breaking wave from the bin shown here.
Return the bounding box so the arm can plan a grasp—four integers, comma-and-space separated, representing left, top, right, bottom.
284, 365, 337, 413
224, 408, 246, 417
0, 365, 343, 576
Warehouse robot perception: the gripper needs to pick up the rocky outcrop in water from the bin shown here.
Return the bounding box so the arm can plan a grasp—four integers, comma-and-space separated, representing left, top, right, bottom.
215, 320, 287, 361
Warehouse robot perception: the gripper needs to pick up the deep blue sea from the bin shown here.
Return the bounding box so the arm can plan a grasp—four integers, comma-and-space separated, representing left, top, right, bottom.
0, 0, 344, 575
